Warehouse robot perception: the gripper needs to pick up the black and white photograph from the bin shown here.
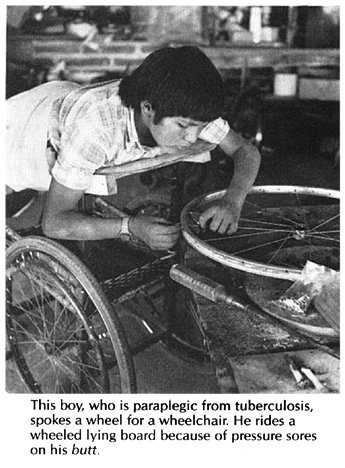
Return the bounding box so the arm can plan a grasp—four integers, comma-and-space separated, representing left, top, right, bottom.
3, 4, 343, 467
4, 4, 340, 397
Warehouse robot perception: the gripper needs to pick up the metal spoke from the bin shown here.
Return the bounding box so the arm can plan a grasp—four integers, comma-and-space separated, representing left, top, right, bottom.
204, 229, 290, 243
206, 234, 294, 256
306, 233, 340, 243
309, 213, 340, 232
237, 226, 294, 233
267, 233, 294, 265
240, 217, 297, 229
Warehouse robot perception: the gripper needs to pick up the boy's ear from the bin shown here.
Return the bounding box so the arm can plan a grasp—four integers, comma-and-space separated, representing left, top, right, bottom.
140, 101, 154, 117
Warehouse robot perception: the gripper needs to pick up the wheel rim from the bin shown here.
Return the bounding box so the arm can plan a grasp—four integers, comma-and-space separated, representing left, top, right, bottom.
6, 257, 110, 393
6, 236, 137, 393
181, 185, 340, 280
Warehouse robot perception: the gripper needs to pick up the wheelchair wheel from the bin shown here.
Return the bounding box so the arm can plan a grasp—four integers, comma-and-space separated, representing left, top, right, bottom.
182, 186, 339, 281
6, 236, 136, 393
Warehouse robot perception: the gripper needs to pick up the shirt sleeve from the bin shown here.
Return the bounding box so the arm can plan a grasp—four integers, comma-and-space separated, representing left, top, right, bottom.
180, 117, 230, 163
198, 117, 230, 144
51, 101, 114, 191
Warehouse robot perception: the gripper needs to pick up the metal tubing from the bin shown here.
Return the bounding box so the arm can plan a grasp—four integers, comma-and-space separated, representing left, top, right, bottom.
169, 263, 340, 359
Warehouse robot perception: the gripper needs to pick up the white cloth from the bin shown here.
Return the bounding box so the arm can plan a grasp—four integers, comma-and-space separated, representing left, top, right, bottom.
6, 81, 79, 191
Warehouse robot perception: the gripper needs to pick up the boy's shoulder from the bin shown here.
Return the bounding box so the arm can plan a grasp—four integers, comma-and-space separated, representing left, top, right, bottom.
62, 79, 126, 124
71, 79, 122, 105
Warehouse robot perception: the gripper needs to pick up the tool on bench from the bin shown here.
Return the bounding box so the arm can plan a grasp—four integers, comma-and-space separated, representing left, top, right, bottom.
285, 355, 327, 391
170, 264, 340, 360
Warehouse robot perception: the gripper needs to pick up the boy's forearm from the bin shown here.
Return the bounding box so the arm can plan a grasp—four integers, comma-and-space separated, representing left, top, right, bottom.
42, 209, 124, 241
222, 145, 261, 204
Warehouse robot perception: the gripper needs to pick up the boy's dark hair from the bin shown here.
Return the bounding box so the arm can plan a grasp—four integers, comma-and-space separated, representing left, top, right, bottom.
119, 46, 224, 123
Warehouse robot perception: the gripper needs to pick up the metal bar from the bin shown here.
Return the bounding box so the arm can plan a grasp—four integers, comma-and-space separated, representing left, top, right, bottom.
170, 264, 340, 360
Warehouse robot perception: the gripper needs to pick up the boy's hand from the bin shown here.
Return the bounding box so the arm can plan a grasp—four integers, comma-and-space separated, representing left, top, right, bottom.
199, 197, 243, 235
129, 216, 180, 250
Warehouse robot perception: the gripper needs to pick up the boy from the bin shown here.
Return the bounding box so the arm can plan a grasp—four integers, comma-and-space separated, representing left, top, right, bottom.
6, 46, 260, 250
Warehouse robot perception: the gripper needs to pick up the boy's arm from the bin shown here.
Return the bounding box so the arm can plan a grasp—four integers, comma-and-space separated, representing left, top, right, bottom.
199, 128, 261, 234
42, 178, 180, 250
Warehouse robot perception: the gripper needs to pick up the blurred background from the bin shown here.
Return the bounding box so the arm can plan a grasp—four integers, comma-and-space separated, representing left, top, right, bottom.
6, 5, 339, 157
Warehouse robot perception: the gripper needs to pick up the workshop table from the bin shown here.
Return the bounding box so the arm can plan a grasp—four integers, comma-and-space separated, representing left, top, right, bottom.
184, 249, 340, 394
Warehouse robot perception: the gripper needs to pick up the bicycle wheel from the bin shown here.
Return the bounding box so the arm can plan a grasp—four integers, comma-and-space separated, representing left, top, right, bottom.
181, 186, 340, 281
6, 236, 136, 393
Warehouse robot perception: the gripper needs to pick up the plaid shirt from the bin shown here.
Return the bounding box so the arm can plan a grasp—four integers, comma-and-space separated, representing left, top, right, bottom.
49, 80, 229, 195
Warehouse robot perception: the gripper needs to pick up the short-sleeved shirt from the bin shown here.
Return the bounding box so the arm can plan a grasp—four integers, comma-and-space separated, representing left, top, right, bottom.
48, 79, 230, 195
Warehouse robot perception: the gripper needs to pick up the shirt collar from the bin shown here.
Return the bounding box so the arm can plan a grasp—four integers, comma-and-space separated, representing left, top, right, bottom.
125, 106, 163, 157
125, 106, 142, 150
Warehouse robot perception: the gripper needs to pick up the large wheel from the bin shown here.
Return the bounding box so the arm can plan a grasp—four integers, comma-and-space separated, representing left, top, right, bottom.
181, 186, 339, 281
6, 236, 136, 393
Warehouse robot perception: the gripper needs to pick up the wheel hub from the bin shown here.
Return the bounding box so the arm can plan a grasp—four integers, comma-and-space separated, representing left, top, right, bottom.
293, 229, 306, 240
44, 342, 56, 355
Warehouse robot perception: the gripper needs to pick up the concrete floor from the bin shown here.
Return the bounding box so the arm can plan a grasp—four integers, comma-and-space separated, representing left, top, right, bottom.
6, 144, 340, 394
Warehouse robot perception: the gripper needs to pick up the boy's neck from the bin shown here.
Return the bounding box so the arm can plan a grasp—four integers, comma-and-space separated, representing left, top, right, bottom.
134, 111, 156, 147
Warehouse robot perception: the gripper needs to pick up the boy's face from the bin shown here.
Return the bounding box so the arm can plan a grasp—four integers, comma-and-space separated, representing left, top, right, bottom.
147, 113, 208, 150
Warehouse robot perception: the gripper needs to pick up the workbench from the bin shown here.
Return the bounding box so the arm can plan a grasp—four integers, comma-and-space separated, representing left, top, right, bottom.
184, 250, 340, 394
